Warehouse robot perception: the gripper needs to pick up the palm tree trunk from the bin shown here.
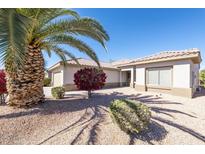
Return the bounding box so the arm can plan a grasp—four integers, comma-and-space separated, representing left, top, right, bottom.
5, 45, 45, 107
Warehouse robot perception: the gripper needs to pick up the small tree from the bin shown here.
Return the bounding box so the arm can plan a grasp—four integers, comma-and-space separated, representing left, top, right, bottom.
200, 69, 205, 87
0, 70, 7, 93
74, 68, 107, 98
0, 70, 7, 103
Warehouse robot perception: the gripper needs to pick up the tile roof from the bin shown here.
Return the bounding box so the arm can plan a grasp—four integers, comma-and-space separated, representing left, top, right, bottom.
48, 48, 201, 71
114, 48, 201, 67
48, 58, 118, 71
111, 59, 133, 66
66, 58, 118, 69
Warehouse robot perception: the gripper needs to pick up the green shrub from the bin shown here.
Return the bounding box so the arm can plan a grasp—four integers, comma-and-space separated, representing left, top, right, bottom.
44, 78, 51, 86
109, 99, 151, 134
51, 87, 65, 99
200, 70, 205, 88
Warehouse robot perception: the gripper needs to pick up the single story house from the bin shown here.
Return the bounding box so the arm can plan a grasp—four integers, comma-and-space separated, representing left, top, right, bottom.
48, 58, 122, 90
48, 48, 202, 98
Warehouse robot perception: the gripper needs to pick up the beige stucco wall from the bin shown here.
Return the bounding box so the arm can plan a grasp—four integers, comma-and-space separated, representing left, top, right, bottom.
173, 62, 191, 88
133, 59, 193, 88
63, 65, 120, 84
63, 66, 80, 84
104, 70, 120, 83
121, 60, 191, 87
51, 66, 64, 87
135, 68, 145, 85
50, 58, 200, 98
121, 59, 197, 98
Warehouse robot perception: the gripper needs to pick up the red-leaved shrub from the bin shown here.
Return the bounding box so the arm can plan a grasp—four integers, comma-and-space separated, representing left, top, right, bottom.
74, 68, 106, 98
0, 70, 7, 94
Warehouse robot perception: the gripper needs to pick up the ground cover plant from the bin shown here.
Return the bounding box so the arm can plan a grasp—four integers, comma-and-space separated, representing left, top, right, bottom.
110, 99, 151, 134
51, 87, 65, 99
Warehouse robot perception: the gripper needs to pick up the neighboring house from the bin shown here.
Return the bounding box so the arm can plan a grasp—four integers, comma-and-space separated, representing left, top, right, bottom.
48, 48, 202, 98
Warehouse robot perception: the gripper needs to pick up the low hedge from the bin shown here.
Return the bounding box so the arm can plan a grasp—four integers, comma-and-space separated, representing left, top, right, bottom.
109, 99, 151, 134
51, 87, 65, 99
44, 78, 51, 87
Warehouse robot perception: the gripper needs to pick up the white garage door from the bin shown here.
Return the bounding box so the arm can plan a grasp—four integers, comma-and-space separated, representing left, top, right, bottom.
53, 72, 62, 87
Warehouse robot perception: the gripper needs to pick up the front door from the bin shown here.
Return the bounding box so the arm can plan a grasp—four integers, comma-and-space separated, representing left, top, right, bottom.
127, 71, 131, 86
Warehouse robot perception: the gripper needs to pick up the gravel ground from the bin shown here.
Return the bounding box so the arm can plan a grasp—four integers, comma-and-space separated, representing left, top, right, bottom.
0, 87, 205, 145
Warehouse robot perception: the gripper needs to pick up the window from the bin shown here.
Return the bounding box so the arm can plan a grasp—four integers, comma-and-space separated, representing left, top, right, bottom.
146, 67, 172, 87
147, 69, 159, 85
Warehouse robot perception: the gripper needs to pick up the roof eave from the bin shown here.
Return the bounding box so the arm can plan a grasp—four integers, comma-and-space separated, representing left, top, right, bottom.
116, 54, 202, 68
48, 62, 120, 71
47, 62, 61, 71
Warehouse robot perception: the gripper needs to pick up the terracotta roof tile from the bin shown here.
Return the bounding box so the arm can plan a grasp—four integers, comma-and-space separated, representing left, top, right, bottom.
66, 58, 118, 69
48, 48, 201, 71
114, 48, 201, 67
111, 59, 133, 66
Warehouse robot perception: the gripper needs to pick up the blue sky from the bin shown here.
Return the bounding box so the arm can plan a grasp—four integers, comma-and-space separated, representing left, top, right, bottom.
1, 9, 205, 69
44, 8, 205, 69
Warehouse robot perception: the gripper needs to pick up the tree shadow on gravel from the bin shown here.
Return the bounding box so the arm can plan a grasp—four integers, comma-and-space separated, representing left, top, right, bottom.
69, 106, 106, 145
0, 89, 204, 144
152, 116, 205, 142
129, 120, 168, 145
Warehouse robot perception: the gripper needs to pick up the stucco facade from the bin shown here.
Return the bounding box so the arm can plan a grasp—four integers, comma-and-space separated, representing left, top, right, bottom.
48, 49, 202, 98
51, 66, 64, 87
118, 57, 201, 98
49, 63, 121, 91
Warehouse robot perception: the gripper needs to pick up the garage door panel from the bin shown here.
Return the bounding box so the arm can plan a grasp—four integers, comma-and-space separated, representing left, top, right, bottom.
53, 72, 62, 87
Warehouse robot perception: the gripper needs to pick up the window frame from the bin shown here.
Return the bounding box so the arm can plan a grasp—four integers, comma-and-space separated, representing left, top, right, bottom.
146, 66, 173, 88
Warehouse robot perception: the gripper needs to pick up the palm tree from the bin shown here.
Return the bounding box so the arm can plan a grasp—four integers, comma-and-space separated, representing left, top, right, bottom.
0, 9, 109, 107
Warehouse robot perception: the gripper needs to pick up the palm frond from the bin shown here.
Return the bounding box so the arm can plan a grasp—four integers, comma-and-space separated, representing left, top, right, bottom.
41, 43, 79, 65
38, 18, 109, 51
17, 9, 79, 43
41, 42, 52, 57
51, 46, 79, 65
18, 8, 79, 22
46, 35, 100, 66
40, 9, 80, 25
0, 9, 31, 71
0, 9, 109, 71
53, 48, 67, 65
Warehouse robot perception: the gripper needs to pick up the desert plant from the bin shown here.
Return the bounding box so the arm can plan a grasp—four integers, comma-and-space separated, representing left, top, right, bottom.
51, 86, 65, 99
0, 9, 109, 107
74, 67, 106, 98
109, 99, 151, 134
0, 70, 7, 104
44, 78, 51, 87
200, 69, 205, 87
0, 70, 7, 94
